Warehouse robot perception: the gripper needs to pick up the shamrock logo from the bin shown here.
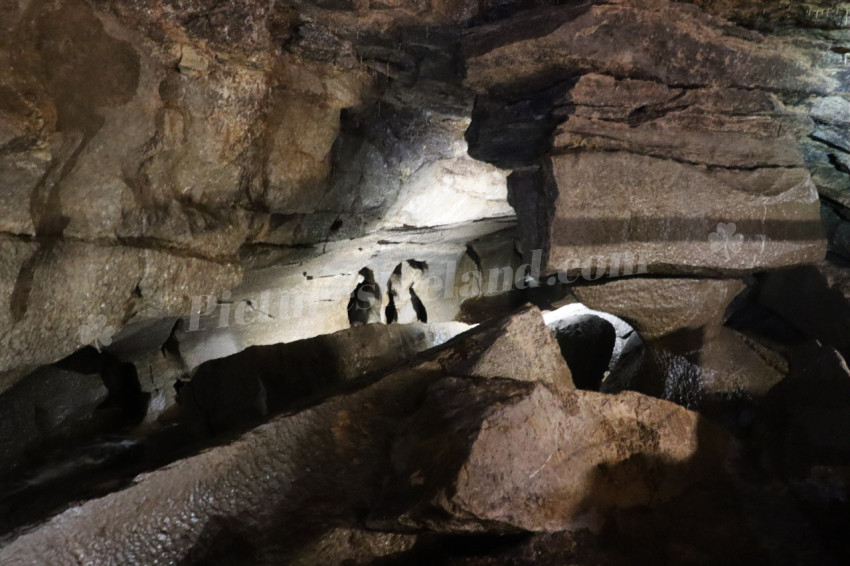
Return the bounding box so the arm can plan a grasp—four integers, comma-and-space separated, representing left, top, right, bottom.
709, 222, 744, 261
78, 314, 116, 353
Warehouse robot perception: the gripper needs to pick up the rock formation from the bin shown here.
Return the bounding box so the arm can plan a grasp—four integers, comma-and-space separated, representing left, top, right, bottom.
2, 0, 850, 564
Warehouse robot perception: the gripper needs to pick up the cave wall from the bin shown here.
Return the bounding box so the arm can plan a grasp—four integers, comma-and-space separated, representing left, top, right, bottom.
0, 0, 518, 390
3, 0, 850, 563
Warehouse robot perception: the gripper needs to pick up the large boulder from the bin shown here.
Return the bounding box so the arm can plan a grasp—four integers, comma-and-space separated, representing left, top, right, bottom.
370, 378, 729, 533
463, 2, 830, 277
0, 373, 728, 564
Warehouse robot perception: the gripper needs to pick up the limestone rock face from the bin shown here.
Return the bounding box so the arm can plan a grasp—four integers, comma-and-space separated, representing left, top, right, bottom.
0, 242, 242, 389
3, 0, 850, 563
463, 1, 842, 276
0, 0, 516, 384
547, 151, 825, 277
463, 2, 837, 96
544, 74, 825, 276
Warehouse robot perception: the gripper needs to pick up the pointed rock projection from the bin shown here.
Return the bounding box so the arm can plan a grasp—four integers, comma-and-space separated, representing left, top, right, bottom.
414, 305, 574, 389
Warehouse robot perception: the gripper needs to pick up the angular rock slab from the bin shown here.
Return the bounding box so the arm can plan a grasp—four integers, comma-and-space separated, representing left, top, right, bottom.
0, 309, 616, 565
573, 278, 745, 340
371, 378, 729, 533
547, 151, 825, 277
696, 328, 785, 397
0, 366, 439, 566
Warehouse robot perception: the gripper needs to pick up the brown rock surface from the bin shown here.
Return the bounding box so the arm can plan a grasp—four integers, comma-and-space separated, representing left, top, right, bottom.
547, 151, 825, 276
573, 278, 745, 340
463, 1, 836, 96
0, 374, 726, 564
0, 305, 726, 562
416, 304, 574, 389
371, 378, 729, 533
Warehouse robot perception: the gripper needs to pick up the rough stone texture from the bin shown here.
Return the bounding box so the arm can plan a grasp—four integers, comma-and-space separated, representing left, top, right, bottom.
801, 93, 850, 257
370, 379, 729, 533
185, 321, 470, 433
0, 0, 519, 384
415, 305, 575, 390
638, 325, 786, 406
2, 0, 850, 563
525, 73, 825, 276
281, 528, 417, 566
573, 278, 745, 340
697, 328, 786, 397
462, 2, 839, 277
1, 0, 848, 384
547, 150, 825, 277
0, 370, 727, 564
464, 2, 839, 96
0, 242, 242, 389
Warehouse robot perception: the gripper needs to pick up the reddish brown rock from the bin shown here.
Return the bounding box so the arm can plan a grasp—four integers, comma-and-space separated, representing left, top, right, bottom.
371, 378, 729, 533
416, 304, 574, 389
